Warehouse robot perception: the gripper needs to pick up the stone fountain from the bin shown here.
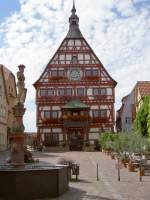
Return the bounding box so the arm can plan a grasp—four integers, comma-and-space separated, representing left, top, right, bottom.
0, 65, 69, 200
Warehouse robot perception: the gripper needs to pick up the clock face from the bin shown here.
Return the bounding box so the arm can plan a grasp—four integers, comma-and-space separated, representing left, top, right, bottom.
70, 69, 80, 80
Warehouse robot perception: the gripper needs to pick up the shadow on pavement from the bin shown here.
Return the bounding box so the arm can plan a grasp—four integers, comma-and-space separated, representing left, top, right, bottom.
47, 186, 117, 200
34, 152, 61, 158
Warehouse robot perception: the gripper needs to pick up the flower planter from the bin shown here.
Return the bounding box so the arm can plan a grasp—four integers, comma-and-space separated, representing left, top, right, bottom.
110, 153, 115, 159
121, 159, 129, 168
127, 163, 135, 172
139, 167, 145, 176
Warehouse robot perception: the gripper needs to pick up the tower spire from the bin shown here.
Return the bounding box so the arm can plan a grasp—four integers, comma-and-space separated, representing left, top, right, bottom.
72, 0, 76, 14
66, 0, 83, 38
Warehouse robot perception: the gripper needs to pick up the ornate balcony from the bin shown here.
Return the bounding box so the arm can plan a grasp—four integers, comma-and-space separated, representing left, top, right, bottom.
63, 121, 89, 128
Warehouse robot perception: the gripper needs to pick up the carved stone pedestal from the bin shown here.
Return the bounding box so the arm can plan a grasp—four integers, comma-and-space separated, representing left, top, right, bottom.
9, 133, 25, 166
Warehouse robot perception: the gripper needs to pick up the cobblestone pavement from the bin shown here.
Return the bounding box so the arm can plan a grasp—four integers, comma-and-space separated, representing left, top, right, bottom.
34, 151, 150, 200
0, 151, 150, 200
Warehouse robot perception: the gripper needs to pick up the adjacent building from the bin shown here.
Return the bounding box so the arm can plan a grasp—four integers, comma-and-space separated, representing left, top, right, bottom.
116, 81, 150, 132
34, 3, 117, 148
0, 64, 17, 151
0, 65, 8, 151
2, 66, 17, 133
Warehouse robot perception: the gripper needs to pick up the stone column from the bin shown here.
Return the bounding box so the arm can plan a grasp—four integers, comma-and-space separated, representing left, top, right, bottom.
10, 103, 26, 166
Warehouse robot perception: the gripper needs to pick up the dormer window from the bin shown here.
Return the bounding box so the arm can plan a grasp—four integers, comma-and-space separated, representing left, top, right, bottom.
72, 56, 78, 64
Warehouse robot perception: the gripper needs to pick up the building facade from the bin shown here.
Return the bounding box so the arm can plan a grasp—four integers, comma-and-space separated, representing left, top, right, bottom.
34, 3, 117, 148
0, 65, 8, 151
2, 66, 17, 133
116, 81, 150, 132
0, 64, 17, 151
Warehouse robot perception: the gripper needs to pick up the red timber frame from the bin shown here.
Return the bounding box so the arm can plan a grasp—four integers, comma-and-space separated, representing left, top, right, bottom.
34, 37, 117, 147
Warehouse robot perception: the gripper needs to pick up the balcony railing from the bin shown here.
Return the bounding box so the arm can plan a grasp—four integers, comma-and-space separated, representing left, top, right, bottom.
64, 121, 89, 128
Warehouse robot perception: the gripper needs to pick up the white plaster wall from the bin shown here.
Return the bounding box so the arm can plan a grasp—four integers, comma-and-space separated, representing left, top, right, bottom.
43, 128, 51, 133
107, 88, 112, 95
89, 133, 99, 140
100, 105, 108, 109
91, 105, 99, 109
52, 128, 62, 133
59, 134, 63, 141
87, 88, 92, 95
121, 93, 134, 132
52, 106, 60, 110
90, 128, 99, 132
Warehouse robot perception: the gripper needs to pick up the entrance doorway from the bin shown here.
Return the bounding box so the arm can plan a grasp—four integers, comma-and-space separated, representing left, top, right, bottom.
68, 130, 84, 151
44, 133, 59, 146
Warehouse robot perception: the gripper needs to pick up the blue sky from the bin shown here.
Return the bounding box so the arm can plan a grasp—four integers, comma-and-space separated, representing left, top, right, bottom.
0, 0, 150, 131
0, 0, 20, 23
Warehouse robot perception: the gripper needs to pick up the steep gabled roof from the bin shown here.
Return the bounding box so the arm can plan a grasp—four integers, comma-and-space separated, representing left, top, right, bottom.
137, 81, 150, 98
34, 2, 117, 87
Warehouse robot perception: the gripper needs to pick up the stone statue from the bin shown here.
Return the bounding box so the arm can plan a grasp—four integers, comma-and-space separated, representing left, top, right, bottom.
16, 65, 27, 104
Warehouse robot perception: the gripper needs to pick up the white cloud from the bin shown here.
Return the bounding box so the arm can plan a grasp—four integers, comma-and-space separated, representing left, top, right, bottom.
0, 0, 150, 131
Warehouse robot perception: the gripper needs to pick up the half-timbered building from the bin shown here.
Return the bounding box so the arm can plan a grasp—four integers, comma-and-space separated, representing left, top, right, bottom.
34, 3, 117, 149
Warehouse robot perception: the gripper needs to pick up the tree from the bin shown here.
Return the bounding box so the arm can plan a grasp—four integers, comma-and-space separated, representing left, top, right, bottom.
134, 96, 150, 137
147, 100, 150, 139
99, 132, 117, 151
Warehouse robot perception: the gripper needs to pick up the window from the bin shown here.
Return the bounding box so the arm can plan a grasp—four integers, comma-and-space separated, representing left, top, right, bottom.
44, 111, 50, 118
125, 117, 132, 124
93, 69, 99, 76
92, 110, 99, 117
48, 89, 54, 96
40, 89, 46, 96
93, 88, 107, 96
92, 110, 107, 118
44, 111, 58, 119
100, 88, 107, 95
77, 88, 84, 96
85, 70, 92, 76
51, 70, 64, 77
58, 88, 65, 96
58, 70, 64, 76
52, 111, 58, 118
66, 88, 72, 96
72, 56, 78, 64
100, 110, 107, 118
51, 70, 57, 77
93, 88, 99, 95
85, 69, 99, 77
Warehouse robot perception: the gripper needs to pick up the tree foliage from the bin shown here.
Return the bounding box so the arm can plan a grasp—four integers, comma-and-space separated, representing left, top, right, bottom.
134, 96, 150, 137
99, 132, 150, 156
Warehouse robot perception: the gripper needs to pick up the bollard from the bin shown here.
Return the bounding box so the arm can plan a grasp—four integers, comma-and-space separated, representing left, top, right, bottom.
118, 159, 120, 181
139, 166, 142, 182
97, 163, 99, 181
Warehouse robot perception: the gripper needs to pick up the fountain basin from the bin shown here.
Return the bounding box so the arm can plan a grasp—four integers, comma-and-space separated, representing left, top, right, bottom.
0, 164, 69, 200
